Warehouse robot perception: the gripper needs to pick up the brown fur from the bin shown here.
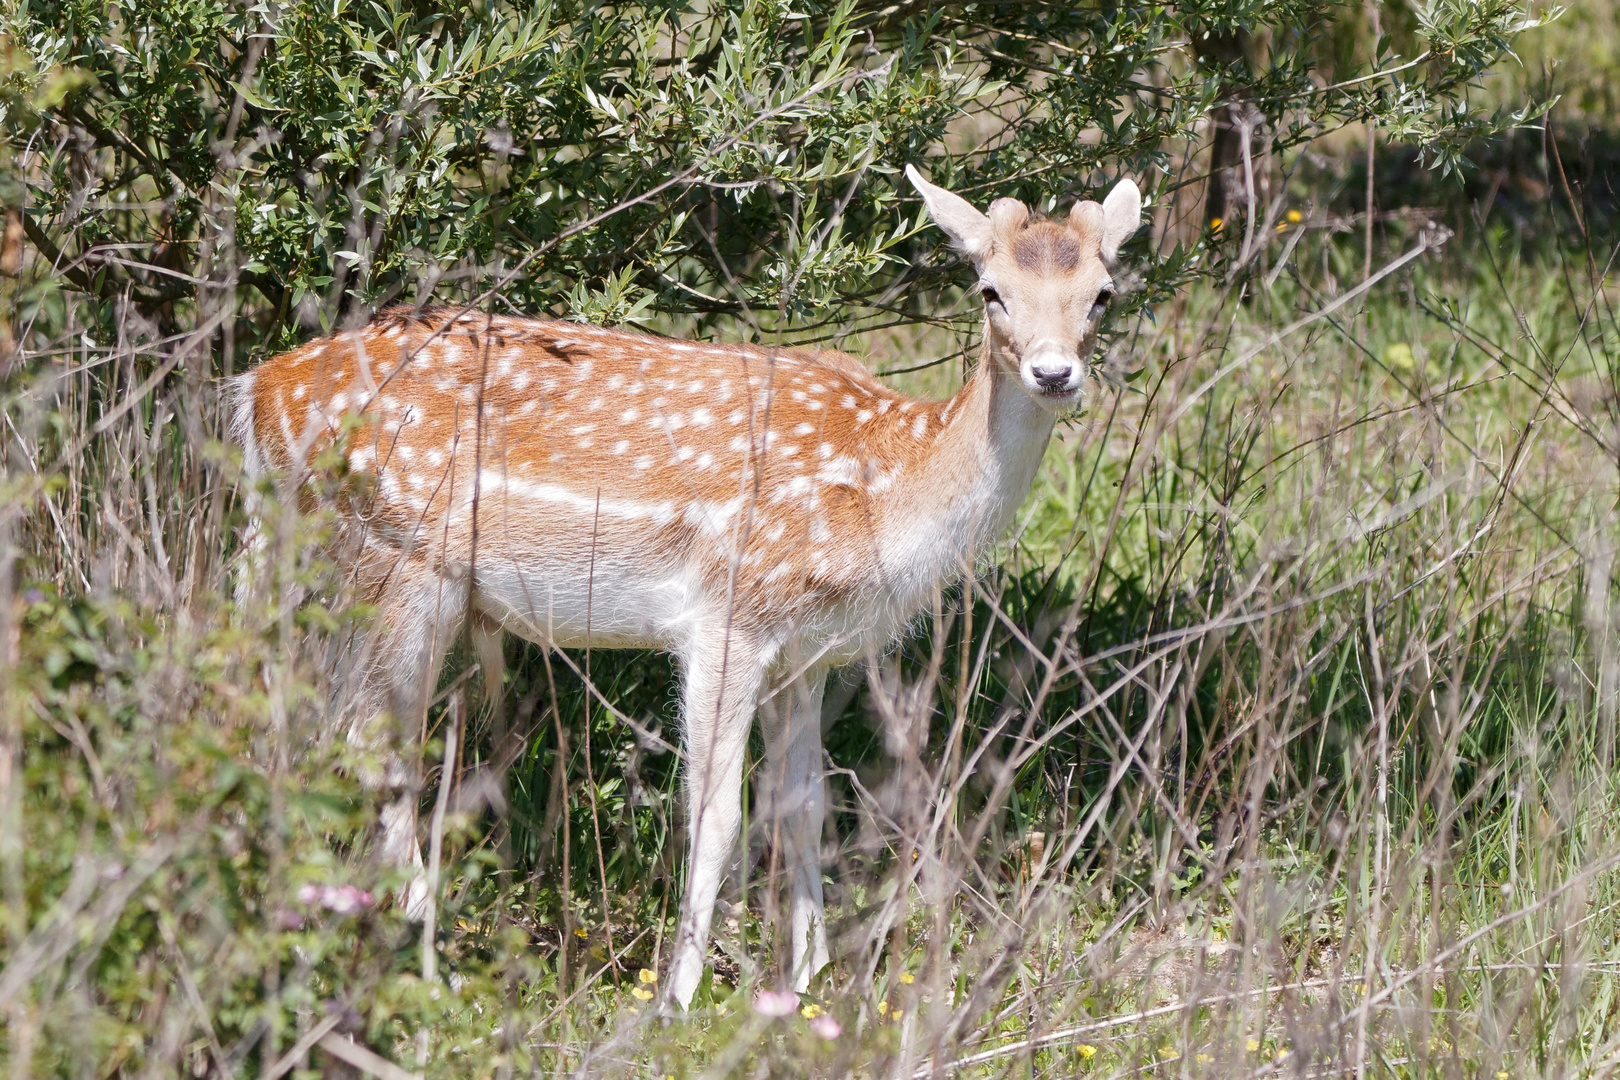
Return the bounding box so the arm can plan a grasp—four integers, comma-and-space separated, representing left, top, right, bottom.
247, 307, 968, 617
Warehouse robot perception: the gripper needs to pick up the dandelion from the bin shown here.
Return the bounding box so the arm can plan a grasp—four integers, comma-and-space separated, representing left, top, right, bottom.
753, 990, 798, 1018
809, 1015, 842, 1040
638, 968, 658, 985
1078, 1045, 1097, 1059
898, 972, 914, 984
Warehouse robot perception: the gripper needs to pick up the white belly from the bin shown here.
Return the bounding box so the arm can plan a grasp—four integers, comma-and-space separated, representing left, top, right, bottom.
470, 556, 706, 650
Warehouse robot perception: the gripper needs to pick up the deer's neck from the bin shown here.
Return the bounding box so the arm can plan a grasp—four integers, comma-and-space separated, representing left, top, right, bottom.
880, 341, 1055, 584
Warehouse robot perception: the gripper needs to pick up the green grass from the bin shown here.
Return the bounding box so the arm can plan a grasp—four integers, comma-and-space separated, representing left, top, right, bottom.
7, 138, 1620, 1080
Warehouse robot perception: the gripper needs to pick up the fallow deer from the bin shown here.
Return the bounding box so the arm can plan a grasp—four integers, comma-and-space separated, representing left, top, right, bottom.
232, 166, 1143, 1009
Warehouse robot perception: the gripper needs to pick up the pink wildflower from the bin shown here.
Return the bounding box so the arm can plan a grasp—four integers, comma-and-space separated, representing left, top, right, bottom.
809, 1015, 842, 1040
296, 883, 375, 915
752, 990, 799, 1018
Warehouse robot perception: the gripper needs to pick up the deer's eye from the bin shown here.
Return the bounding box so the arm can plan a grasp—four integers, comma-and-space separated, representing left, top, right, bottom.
980, 285, 1003, 308
1091, 287, 1116, 317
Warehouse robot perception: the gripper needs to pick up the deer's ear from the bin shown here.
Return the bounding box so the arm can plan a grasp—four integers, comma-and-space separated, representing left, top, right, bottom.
907, 165, 993, 261
1100, 178, 1143, 264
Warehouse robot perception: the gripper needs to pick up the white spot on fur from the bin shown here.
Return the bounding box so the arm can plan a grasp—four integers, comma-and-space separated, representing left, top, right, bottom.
682, 495, 746, 537
816, 457, 860, 486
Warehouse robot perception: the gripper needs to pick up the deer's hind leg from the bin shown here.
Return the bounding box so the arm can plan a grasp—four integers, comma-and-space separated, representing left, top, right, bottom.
347, 553, 469, 912
758, 663, 833, 993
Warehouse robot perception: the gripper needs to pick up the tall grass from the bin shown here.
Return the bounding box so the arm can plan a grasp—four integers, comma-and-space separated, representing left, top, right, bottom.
6, 88, 1620, 1080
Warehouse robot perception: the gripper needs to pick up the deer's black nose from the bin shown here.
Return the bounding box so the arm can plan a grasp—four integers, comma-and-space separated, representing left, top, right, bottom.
1032, 364, 1072, 389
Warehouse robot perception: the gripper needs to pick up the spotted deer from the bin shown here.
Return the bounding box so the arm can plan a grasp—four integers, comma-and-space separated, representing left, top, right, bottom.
232, 166, 1142, 1008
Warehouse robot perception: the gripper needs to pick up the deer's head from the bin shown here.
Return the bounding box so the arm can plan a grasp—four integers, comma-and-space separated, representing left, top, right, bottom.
907, 165, 1142, 411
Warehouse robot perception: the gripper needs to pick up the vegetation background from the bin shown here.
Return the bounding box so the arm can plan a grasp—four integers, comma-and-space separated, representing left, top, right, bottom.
3, 0, 1619, 1076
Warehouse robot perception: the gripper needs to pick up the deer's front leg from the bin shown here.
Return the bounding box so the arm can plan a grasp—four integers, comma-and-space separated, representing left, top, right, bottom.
665, 634, 771, 1010
758, 665, 832, 993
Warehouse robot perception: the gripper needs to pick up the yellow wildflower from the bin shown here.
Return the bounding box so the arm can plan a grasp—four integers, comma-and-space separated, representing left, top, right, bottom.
1196, 1054, 1213, 1065
1077, 1045, 1097, 1059
801, 1004, 823, 1019
1287, 209, 1303, 222
1247, 1039, 1261, 1052
574, 927, 589, 939
877, 1000, 889, 1016
898, 973, 914, 985
638, 968, 658, 985
892, 1009, 904, 1021
631, 987, 654, 1001
1209, 217, 1224, 231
